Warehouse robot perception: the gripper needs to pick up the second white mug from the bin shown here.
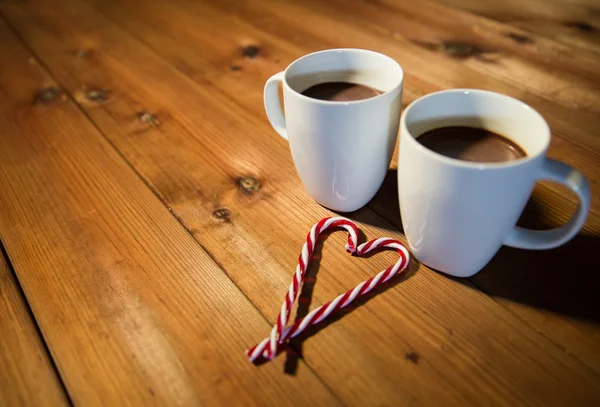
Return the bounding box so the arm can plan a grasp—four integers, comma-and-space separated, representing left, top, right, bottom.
398, 89, 591, 277
264, 48, 404, 212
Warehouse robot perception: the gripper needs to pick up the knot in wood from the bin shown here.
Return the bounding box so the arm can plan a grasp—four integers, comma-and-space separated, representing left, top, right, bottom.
242, 45, 260, 59
238, 177, 260, 193
564, 21, 594, 32
75, 49, 91, 58
137, 111, 159, 127
505, 33, 533, 44
212, 208, 231, 221
441, 41, 484, 58
33, 87, 61, 105
85, 88, 108, 102
405, 351, 420, 364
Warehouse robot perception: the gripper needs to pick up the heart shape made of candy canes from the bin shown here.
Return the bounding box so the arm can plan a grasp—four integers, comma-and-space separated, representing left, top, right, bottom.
246, 217, 410, 363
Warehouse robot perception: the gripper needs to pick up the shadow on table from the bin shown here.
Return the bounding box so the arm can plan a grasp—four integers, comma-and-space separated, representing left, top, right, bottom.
349, 168, 600, 325
470, 224, 600, 325
260, 227, 418, 375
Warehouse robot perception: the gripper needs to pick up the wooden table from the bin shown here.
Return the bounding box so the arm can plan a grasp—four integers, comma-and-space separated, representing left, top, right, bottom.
0, 0, 599, 405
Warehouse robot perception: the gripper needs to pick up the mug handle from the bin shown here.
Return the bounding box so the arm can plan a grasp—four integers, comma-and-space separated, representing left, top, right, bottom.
504, 158, 591, 250
264, 72, 288, 140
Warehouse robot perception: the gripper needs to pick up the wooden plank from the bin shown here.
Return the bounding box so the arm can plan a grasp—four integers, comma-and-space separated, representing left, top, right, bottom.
202, 0, 600, 154
0, 246, 70, 407
434, 0, 600, 55
302, 0, 600, 116
81, 0, 600, 217
71, 0, 600, 376
4, 0, 599, 405
78, 0, 600, 366
0, 16, 340, 407
81, 0, 600, 377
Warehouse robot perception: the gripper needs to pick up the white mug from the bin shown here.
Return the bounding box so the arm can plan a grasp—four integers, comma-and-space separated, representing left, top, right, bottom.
264, 49, 404, 212
398, 89, 591, 277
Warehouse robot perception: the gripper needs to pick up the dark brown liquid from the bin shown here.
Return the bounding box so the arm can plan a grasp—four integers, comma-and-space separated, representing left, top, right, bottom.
417, 126, 527, 163
301, 82, 381, 102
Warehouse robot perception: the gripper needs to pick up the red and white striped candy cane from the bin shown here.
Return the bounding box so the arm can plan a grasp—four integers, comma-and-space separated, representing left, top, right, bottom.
257, 217, 359, 360
246, 217, 410, 363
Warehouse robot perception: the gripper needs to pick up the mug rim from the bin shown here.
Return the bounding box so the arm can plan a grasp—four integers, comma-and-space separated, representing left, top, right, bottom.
282, 48, 404, 106
401, 88, 551, 169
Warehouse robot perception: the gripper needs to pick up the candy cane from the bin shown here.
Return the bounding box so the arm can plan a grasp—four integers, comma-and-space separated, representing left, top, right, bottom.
246, 217, 410, 363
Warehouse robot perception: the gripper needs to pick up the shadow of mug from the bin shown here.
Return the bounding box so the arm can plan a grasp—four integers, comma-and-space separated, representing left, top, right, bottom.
355, 167, 600, 325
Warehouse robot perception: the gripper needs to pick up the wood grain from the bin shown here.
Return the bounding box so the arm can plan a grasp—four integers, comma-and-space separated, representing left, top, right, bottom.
2, 0, 599, 405
306, 0, 600, 116
0, 246, 70, 407
436, 0, 600, 55
88, 0, 600, 373
201, 0, 600, 153
0, 16, 340, 407
74, 0, 600, 375
100, 0, 600, 215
